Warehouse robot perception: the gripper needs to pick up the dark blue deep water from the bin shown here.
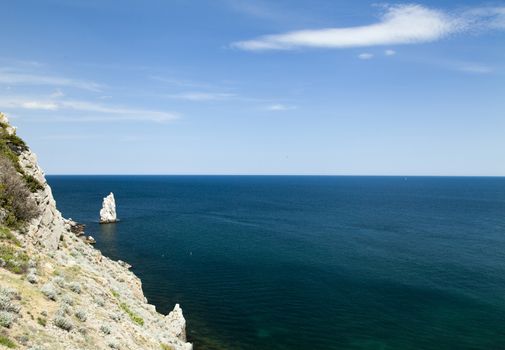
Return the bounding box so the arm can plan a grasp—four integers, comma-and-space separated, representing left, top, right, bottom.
47, 176, 505, 350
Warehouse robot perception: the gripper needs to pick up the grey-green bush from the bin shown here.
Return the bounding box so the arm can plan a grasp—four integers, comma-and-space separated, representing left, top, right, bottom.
0, 310, 14, 328
40, 283, 57, 301
53, 316, 73, 331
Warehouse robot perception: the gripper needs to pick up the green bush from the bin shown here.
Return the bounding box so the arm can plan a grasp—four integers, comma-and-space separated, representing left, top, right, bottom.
0, 334, 16, 348
0, 244, 29, 274
37, 316, 47, 326
119, 302, 144, 326
0, 226, 20, 246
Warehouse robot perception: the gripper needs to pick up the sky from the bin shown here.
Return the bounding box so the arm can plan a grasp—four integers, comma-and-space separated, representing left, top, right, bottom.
0, 0, 504, 175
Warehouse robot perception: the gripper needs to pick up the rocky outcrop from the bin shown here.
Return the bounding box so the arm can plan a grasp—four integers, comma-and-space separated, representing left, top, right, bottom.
0, 113, 192, 350
100, 192, 118, 224
166, 304, 188, 342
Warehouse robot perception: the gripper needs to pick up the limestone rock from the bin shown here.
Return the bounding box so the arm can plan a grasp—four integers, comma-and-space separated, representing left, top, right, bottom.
100, 192, 118, 223
166, 304, 188, 342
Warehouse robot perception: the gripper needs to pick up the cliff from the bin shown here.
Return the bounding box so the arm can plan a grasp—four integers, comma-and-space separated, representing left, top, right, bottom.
0, 112, 192, 350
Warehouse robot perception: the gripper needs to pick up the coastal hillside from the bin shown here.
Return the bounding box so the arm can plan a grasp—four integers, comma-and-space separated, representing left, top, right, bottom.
0, 112, 192, 350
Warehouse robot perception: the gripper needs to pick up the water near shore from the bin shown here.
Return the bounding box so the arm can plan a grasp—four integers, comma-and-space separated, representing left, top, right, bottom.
48, 175, 505, 350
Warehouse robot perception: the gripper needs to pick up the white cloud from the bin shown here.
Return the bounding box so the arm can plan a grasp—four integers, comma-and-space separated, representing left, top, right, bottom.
149, 75, 214, 89
358, 53, 374, 60
0, 69, 102, 91
456, 63, 493, 74
21, 101, 59, 110
266, 104, 297, 111
0, 96, 179, 123
385, 49, 396, 56
232, 4, 505, 51
165, 92, 236, 101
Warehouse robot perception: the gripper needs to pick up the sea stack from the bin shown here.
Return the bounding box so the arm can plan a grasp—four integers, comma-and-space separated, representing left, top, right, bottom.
100, 192, 118, 224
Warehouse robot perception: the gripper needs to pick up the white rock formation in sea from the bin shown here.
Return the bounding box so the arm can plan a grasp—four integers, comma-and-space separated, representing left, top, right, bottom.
100, 192, 118, 223
0, 112, 192, 350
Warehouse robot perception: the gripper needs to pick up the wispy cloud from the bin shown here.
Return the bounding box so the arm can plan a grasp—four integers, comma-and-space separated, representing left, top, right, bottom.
222, 0, 317, 25
385, 49, 396, 56
149, 75, 215, 89
165, 92, 236, 101
454, 63, 493, 74
358, 53, 374, 60
21, 101, 59, 110
266, 104, 297, 111
232, 4, 505, 51
50, 89, 65, 98
0, 68, 102, 91
0, 96, 179, 123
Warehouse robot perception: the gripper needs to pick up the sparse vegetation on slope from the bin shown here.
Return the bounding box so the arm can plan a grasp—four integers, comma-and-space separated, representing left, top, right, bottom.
0, 114, 191, 350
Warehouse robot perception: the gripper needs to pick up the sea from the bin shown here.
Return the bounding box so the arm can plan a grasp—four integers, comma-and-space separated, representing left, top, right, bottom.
47, 175, 505, 350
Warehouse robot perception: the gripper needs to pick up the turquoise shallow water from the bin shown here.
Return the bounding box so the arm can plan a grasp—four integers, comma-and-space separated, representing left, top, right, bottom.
47, 176, 505, 350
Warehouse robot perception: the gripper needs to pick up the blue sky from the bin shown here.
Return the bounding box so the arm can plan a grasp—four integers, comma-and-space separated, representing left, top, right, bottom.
0, 0, 504, 175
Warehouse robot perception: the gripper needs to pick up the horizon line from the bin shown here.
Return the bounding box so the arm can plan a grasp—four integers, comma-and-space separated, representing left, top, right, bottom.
45, 174, 505, 178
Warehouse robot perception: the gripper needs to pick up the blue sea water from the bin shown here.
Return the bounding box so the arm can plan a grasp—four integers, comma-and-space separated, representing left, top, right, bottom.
47, 176, 505, 350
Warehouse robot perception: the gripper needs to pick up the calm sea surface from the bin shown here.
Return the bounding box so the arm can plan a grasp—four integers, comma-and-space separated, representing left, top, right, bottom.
47, 176, 505, 350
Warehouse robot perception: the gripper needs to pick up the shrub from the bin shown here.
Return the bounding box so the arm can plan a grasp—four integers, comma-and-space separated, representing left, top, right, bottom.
110, 312, 121, 322
27, 258, 37, 268
52, 276, 65, 288
0, 244, 29, 274
27, 272, 38, 284
53, 316, 73, 331
68, 282, 81, 294
119, 302, 144, 326
0, 226, 20, 246
56, 304, 71, 317
75, 309, 86, 322
0, 310, 15, 328
0, 294, 20, 314
108, 341, 120, 349
95, 296, 105, 307
100, 324, 111, 335
61, 294, 74, 306
0, 334, 16, 348
37, 316, 47, 327
22, 174, 44, 192
40, 283, 57, 301
0, 156, 39, 228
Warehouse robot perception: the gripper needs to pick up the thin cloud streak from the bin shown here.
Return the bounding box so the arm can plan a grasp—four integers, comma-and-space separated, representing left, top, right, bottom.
0, 69, 103, 91
358, 53, 374, 60
266, 104, 297, 111
0, 96, 179, 123
164, 92, 236, 101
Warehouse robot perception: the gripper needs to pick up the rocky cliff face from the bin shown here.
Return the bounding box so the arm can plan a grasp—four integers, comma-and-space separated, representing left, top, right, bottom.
0, 113, 192, 350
